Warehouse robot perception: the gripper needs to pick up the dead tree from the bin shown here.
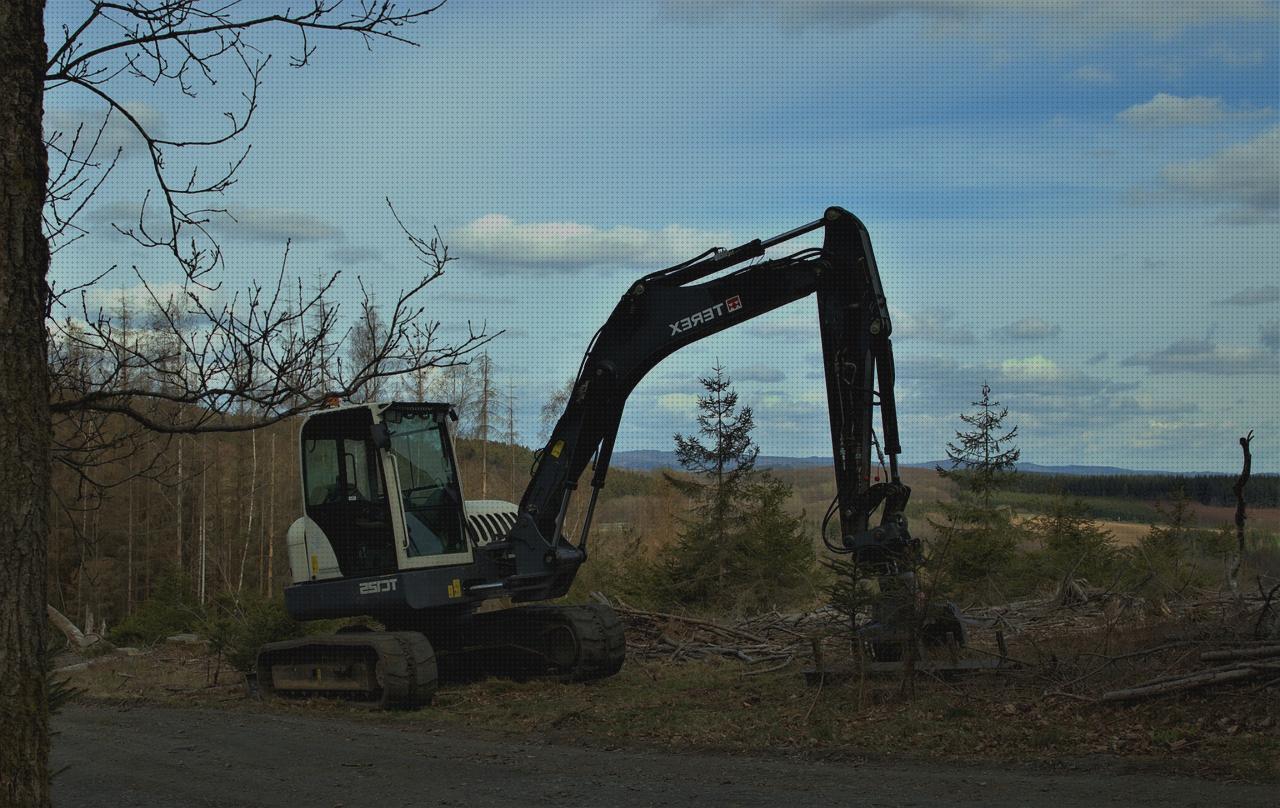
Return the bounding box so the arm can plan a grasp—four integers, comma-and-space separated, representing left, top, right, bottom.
1228, 430, 1253, 598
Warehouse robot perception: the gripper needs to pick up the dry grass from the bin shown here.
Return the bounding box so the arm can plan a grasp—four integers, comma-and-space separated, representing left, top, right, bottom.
1091, 519, 1150, 547
57, 642, 246, 705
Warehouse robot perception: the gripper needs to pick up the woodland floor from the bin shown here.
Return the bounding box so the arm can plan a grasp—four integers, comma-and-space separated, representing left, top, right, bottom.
54, 594, 1280, 806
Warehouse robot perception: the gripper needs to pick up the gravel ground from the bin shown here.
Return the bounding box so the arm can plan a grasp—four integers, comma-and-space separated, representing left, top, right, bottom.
53, 704, 1275, 808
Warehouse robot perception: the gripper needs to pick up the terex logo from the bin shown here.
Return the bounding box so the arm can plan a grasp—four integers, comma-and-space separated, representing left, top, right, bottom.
358, 578, 397, 596
669, 296, 743, 335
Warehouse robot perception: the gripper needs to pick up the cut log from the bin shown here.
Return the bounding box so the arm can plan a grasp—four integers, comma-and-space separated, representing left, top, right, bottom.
1101, 666, 1262, 701
1101, 661, 1280, 702
1200, 645, 1280, 662
47, 604, 113, 650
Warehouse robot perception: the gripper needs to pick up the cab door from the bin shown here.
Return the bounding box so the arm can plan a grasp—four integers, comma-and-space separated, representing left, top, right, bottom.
379, 408, 474, 571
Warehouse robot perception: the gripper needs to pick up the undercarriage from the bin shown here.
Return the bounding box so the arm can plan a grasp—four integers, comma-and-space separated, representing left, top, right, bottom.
256, 603, 626, 707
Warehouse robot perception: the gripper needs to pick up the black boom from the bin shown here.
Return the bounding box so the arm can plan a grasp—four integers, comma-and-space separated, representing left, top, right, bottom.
498, 207, 914, 600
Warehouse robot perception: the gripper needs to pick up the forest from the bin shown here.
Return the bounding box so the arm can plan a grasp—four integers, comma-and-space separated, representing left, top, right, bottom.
1004, 470, 1280, 508
46, 340, 1279, 644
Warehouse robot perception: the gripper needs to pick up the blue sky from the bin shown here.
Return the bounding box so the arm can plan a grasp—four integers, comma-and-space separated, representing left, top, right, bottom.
45, 1, 1280, 471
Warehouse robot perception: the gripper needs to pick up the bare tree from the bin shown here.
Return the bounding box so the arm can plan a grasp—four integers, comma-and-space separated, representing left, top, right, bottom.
540, 376, 576, 443
349, 299, 389, 403
1228, 430, 1254, 598
4, 3, 466, 804
427, 362, 481, 435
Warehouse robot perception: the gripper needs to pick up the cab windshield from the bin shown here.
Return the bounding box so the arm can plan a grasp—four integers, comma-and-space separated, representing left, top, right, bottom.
384, 409, 467, 557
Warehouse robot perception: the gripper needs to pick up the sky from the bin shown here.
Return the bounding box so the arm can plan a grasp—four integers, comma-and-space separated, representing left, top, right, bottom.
44, 1, 1280, 472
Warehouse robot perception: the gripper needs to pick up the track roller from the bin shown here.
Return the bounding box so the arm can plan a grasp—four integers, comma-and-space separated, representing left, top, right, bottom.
442, 603, 626, 682
256, 631, 437, 709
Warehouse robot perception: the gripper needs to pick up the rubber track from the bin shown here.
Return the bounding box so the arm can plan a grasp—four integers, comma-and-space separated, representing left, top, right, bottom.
256, 631, 437, 709
520, 603, 626, 681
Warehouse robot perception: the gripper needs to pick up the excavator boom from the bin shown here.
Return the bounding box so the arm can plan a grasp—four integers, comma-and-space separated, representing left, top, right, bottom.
504, 206, 913, 601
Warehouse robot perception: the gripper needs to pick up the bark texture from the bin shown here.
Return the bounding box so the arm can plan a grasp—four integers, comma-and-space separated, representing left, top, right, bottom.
0, 2, 52, 806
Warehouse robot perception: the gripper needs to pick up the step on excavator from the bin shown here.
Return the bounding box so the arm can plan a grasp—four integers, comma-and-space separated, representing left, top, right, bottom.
256, 207, 965, 707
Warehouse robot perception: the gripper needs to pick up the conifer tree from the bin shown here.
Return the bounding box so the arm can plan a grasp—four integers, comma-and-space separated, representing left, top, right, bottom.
662, 365, 813, 612
930, 383, 1025, 593
939, 383, 1020, 508
1028, 495, 1119, 589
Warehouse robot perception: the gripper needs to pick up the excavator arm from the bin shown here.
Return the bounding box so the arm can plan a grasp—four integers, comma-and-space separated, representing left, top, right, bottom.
495, 207, 916, 600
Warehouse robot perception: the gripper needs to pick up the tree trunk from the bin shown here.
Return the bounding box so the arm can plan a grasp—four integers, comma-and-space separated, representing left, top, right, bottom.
237, 429, 257, 596
0, 3, 53, 805
199, 440, 208, 604
266, 433, 276, 598
176, 437, 184, 573
127, 472, 134, 614
1228, 431, 1253, 598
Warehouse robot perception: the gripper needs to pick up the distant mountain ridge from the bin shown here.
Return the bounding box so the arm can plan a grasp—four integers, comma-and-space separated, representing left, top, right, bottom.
608, 450, 1240, 477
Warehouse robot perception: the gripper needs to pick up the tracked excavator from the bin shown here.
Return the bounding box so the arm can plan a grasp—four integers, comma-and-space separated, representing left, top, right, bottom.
256, 207, 965, 707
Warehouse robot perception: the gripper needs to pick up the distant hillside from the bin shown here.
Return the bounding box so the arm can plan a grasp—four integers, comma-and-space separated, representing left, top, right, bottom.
610, 450, 1234, 477
611, 450, 830, 471
909, 460, 1218, 477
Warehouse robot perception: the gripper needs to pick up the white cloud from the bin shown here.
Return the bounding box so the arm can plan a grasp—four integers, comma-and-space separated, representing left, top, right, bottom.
1124, 338, 1278, 374
81, 282, 194, 315
43, 102, 164, 158
451, 214, 729, 270
992, 316, 1061, 340
733, 364, 787, 384
1262, 321, 1280, 352
327, 244, 382, 265
1159, 125, 1280, 221
658, 392, 700, 412
1069, 65, 1115, 83
90, 202, 343, 245
1214, 285, 1280, 306
1116, 93, 1269, 128
665, 1, 1276, 38
999, 354, 1067, 383
891, 308, 975, 342
222, 208, 340, 243
1208, 43, 1267, 67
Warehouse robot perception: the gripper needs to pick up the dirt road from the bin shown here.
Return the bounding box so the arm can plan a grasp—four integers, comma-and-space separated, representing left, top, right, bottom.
53, 705, 1273, 807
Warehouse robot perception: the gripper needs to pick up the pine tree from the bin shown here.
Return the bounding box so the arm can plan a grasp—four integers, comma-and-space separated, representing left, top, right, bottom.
661, 365, 812, 613
1130, 486, 1203, 602
929, 383, 1025, 594
939, 383, 1020, 508
1028, 495, 1119, 588
668, 364, 759, 535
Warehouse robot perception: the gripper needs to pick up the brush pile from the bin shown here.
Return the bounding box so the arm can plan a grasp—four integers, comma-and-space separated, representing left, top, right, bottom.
1100, 643, 1280, 701
590, 592, 843, 671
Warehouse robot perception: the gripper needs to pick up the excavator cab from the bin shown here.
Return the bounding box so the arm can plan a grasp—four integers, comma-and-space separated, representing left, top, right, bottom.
300, 405, 399, 578
292, 402, 478, 587
379, 406, 469, 560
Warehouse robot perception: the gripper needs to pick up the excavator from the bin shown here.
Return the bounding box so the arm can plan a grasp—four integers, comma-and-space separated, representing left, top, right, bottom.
256, 206, 964, 707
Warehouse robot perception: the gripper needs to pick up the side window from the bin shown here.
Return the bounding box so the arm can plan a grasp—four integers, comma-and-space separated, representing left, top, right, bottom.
303, 440, 340, 506
346, 440, 372, 499
345, 443, 384, 499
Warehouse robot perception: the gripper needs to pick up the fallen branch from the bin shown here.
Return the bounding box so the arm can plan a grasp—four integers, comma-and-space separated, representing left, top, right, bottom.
613, 600, 769, 644
1200, 645, 1280, 662
1101, 661, 1280, 702
742, 655, 794, 676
